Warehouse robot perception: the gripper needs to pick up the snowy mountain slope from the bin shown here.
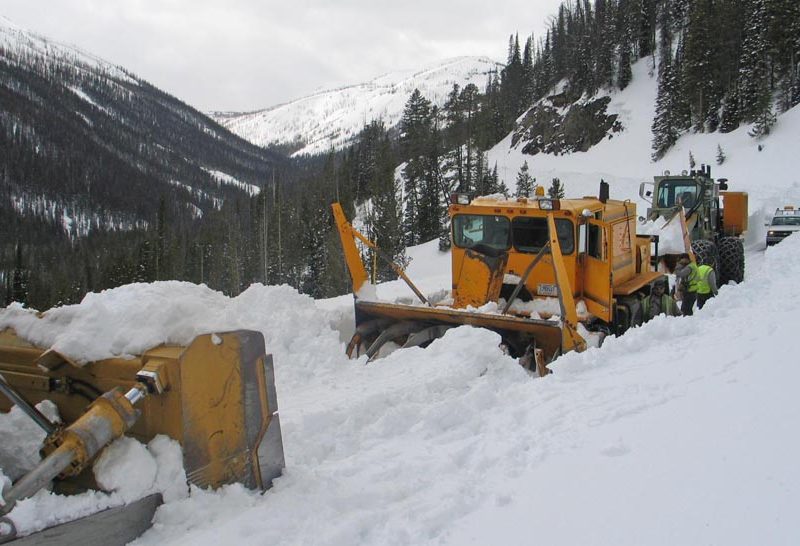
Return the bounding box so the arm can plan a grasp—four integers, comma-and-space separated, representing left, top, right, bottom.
489, 58, 800, 246
0, 16, 281, 238
213, 57, 502, 157
0, 16, 134, 83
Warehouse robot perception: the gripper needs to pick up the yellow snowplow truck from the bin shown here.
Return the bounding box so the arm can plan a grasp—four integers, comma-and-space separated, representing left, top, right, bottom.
0, 329, 284, 545
332, 182, 663, 372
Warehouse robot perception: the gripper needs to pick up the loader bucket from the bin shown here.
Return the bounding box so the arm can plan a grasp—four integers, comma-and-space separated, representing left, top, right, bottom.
0, 328, 284, 544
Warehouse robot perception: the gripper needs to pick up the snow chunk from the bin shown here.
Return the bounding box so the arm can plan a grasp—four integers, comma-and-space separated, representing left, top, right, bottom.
94, 437, 158, 503
638, 215, 687, 254
0, 400, 60, 481
356, 283, 378, 302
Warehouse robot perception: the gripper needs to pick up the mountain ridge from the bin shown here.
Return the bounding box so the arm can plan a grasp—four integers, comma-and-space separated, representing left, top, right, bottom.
213, 56, 503, 156
1, 16, 287, 307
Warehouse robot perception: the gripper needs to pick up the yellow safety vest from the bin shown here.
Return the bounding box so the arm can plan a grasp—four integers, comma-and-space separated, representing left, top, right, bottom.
693, 264, 713, 295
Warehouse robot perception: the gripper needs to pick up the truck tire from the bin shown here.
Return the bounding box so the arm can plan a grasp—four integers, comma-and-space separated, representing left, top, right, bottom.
718, 237, 745, 285
691, 239, 718, 270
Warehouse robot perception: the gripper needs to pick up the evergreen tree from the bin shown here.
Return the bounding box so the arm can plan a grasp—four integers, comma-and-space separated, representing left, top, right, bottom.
399, 90, 442, 245
442, 84, 465, 192
651, 2, 681, 161
716, 144, 727, 165
594, 0, 616, 88
618, 39, 633, 90
299, 197, 328, 298
155, 195, 167, 281
637, 0, 658, 59
500, 33, 526, 125
719, 83, 742, 133
767, 0, 800, 111
682, 0, 723, 131
548, 178, 565, 199
792, 7, 800, 107
515, 161, 535, 197
522, 35, 536, 107
11, 241, 28, 305
367, 172, 407, 281
672, 34, 692, 130
748, 96, 777, 137
399, 92, 429, 246
538, 32, 555, 97
739, 0, 775, 137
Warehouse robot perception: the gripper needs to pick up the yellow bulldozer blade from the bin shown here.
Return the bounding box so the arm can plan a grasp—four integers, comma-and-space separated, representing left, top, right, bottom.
0, 328, 285, 544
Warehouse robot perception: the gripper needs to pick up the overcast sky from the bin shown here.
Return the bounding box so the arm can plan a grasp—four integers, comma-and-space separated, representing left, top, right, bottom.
4, 1, 564, 113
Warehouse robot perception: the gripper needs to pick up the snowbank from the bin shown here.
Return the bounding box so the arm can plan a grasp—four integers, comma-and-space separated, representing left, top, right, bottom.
130, 224, 800, 546
0, 281, 351, 392
1, 233, 798, 544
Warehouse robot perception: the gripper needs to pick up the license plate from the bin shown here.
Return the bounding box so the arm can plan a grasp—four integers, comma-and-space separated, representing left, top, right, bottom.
537, 283, 558, 296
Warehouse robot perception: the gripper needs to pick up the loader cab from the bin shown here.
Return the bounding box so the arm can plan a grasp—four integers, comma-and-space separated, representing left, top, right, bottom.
656, 178, 698, 209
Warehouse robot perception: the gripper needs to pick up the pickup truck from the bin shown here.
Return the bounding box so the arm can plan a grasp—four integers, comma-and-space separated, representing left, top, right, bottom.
766, 206, 800, 246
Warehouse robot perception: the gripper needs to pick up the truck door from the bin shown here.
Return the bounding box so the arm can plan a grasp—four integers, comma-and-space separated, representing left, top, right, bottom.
580, 219, 612, 322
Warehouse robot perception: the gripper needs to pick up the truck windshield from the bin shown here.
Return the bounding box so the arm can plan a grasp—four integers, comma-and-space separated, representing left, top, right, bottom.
452, 215, 510, 250
657, 179, 698, 208
771, 216, 800, 226
511, 217, 575, 254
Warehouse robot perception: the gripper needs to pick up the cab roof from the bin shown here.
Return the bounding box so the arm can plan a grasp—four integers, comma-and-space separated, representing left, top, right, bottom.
465, 195, 636, 217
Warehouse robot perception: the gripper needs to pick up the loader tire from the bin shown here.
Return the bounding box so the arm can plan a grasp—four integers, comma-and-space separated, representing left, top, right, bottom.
718, 237, 745, 285
691, 239, 718, 270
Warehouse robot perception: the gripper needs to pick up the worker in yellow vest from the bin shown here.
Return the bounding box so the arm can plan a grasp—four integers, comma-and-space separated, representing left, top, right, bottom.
675, 253, 719, 315
641, 278, 680, 322
693, 260, 718, 309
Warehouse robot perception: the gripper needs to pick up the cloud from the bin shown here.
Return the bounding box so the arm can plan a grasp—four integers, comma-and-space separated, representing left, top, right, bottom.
3, 0, 562, 111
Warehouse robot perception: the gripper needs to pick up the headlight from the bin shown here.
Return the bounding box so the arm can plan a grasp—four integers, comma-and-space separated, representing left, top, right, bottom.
538, 199, 554, 210
768, 231, 775, 236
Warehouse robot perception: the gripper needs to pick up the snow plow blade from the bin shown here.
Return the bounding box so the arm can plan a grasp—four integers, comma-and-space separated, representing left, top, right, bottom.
350, 300, 565, 363
0, 494, 162, 545
0, 328, 285, 543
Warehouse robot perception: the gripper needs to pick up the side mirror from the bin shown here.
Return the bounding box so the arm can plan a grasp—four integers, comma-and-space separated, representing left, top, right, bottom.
639, 182, 654, 203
